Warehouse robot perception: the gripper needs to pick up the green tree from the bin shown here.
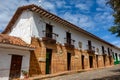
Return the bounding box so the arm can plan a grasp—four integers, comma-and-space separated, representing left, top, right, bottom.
107, 0, 120, 37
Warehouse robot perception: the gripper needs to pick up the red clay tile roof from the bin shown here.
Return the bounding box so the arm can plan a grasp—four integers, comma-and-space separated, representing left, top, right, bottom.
0, 34, 34, 48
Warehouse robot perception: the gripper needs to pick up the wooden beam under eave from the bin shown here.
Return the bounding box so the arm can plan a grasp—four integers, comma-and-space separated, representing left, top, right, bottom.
31, 7, 37, 11
56, 19, 62, 23
48, 15, 55, 19
52, 17, 58, 21
54, 18, 62, 23
44, 13, 49, 17
35, 9, 40, 13
41, 11, 46, 15
38, 10, 43, 14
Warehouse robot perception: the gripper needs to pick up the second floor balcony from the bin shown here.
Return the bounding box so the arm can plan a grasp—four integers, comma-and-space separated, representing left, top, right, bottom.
86, 45, 95, 54
42, 30, 58, 44
102, 50, 107, 56
64, 38, 75, 49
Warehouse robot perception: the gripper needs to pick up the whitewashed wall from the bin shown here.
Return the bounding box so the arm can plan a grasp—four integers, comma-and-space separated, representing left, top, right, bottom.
0, 48, 30, 80
9, 11, 33, 44
31, 12, 45, 38
8, 10, 120, 56
31, 12, 120, 56
112, 48, 120, 61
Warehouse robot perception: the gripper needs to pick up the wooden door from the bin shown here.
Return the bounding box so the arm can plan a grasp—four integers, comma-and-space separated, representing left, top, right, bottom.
67, 53, 71, 70
46, 49, 52, 74
66, 32, 71, 44
81, 55, 84, 69
115, 53, 118, 61
103, 56, 106, 66
89, 56, 93, 68
96, 55, 98, 67
88, 40, 92, 50
102, 46, 105, 54
9, 55, 22, 79
46, 24, 53, 38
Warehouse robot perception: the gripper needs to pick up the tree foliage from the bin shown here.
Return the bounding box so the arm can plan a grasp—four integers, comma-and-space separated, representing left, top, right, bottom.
107, 0, 120, 37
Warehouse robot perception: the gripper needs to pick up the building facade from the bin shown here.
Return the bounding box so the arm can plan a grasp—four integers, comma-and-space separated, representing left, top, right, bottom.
2, 4, 120, 78
0, 34, 34, 80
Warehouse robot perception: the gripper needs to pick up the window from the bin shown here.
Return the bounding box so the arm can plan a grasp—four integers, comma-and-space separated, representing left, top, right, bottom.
108, 48, 110, 55
88, 40, 92, 50
101, 46, 105, 54
112, 52, 115, 59
46, 24, 53, 38
66, 32, 71, 44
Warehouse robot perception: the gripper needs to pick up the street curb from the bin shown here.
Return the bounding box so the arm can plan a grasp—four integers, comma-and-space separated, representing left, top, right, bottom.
29, 65, 114, 80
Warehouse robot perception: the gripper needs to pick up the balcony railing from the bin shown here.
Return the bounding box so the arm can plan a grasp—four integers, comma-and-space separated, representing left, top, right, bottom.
86, 45, 95, 54
42, 30, 58, 43
103, 50, 107, 56
64, 38, 75, 48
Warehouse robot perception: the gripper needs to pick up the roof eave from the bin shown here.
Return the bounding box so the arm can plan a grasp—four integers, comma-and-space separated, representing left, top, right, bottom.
2, 4, 120, 50
0, 43, 35, 51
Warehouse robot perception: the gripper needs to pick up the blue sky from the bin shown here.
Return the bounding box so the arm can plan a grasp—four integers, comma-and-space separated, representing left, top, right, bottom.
0, 0, 120, 47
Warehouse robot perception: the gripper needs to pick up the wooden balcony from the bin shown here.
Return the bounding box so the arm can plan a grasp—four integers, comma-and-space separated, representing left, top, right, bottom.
64, 38, 75, 49
86, 45, 95, 54
42, 30, 58, 44
103, 54, 107, 56
102, 50, 107, 56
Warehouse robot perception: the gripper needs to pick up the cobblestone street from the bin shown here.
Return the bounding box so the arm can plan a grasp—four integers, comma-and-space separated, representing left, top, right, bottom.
43, 64, 120, 80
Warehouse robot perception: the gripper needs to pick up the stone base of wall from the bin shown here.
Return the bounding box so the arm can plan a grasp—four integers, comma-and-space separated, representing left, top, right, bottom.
29, 37, 114, 76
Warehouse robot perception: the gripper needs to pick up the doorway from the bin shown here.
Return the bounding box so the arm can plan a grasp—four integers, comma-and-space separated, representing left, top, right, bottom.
46, 49, 52, 74
9, 55, 23, 79
67, 53, 71, 70
115, 53, 118, 61
89, 56, 93, 68
96, 55, 98, 67
88, 40, 92, 50
81, 55, 84, 69
46, 24, 53, 38
109, 56, 112, 65
103, 56, 106, 66
66, 32, 71, 44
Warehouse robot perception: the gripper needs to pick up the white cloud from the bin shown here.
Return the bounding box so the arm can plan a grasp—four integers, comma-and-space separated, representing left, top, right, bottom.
75, 0, 93, 11
75, 3, 89, 10
96, 7, 103, 11
94, 12, 113, 28
0, 0, 57, 32
62, 12, 95, 30
96, 0, 106, 7
96, 0, 112, 12
55, 1, 66, 8
40, 1, 55, 10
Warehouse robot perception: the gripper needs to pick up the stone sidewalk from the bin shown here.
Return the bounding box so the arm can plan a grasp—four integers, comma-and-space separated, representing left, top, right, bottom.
42, 64, 120, 80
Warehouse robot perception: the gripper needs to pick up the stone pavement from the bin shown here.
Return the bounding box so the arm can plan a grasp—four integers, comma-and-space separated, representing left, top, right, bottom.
42, 64, 120, 80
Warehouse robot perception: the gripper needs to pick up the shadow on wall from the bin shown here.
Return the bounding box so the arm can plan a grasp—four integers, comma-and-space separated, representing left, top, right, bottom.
29, 51, 42, 76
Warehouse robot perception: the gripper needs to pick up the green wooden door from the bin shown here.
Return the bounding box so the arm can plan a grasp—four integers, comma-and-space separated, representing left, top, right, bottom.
114, 53, 119, 64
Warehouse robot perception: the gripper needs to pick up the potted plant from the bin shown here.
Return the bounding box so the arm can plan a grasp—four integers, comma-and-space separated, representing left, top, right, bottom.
21, 70, 29, 79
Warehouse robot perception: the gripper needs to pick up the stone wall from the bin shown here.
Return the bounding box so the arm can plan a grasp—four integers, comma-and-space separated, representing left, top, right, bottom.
29, 38, 114, 76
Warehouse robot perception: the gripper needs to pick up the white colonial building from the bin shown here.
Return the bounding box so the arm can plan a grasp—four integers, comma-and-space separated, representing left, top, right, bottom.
1, 4, 120, 79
